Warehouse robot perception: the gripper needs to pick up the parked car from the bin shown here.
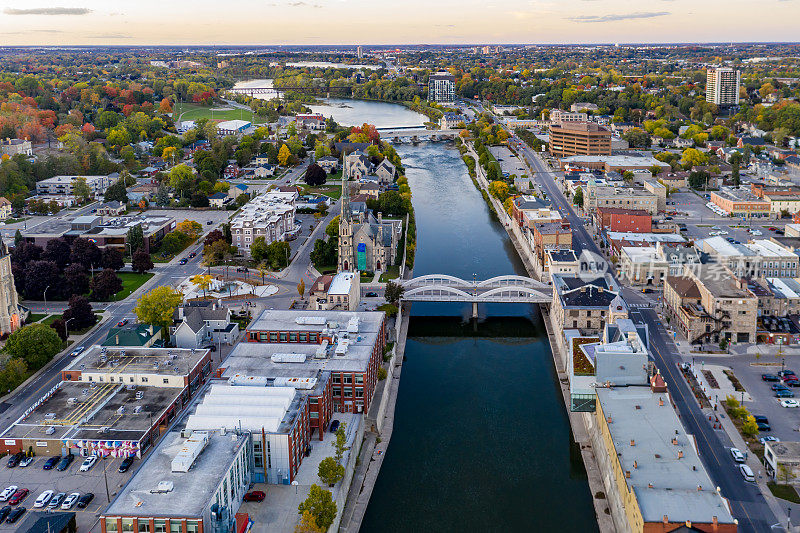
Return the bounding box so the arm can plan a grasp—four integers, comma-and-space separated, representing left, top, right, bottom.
56, 454, 74, 471
61, 493, 80, 510
785, 380, 800, 387
780, 370, 796, 378
118, 456, 135, 473
739, 464, 755, 482
0, 487, 17, 502
18, 456, 34, 468
8, 489, 28, 506
781, 399, 800, 408
761, 436, 781, 445
6, 452, 24, 468
329, 419, 340, 433
42, 457, 59, 470
0, 506, 10, 522
243, 491, 266, 502
754, 415, 771, 431
730, 448, 745, 463
76, 493, 94, 509
762, 374, 780, 382
777, 389, 795, 398
207, 220, 213, 225
6, 507, 25, 523
33, 490, 53, 508
771, 383, 789, 391
79, 456, 97, 472
47, 492, 65, 509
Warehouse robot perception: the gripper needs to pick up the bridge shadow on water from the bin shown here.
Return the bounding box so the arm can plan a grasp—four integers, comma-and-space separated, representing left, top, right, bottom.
407, 315, 546, 339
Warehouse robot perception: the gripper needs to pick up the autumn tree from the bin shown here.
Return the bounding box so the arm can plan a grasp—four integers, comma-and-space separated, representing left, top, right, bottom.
191, 274, 214, 299
295, 510, 324, 533
333, 423, 347, 462
297, 279, 305, 298
278, 144, 292, 166
488, 180, 509, 201
134, 286, 184, 330
176, 220, 203, 240
159, 98, 173, 115
317, 457, 344, 487
297, 485, 336, 532
64, 264, 90, 297
101, 247, 124, 271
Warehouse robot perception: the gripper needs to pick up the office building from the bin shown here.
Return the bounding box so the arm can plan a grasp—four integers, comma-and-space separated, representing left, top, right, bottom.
428, 71, 456, 103
35, 174, 118, 197
549, 122, 611, 158
706, 67, 741, 106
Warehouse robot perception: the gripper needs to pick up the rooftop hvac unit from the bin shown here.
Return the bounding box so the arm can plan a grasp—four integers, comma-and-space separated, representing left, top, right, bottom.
67, 398, 77, 406
295, 316, 327, 326
135, 391, 144, 400
134, 405, 142, 414
45, 426, 56, 435
44, 413, 56, 420
271, 353, 307, 363
117, 406, 125, 415
171, 431, 209, 473
180, 429, 193, 439
347, 316, 360, 333
149, 481, 174, 494
101, 427, 110, 433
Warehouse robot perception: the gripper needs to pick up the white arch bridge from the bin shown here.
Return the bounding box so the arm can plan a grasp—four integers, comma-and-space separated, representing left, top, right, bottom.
400, 275, 552, 317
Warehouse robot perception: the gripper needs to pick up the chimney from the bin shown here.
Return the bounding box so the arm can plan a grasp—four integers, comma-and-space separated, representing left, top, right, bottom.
678, 451, 684, 459
672, 437, 678, 445
663, 515, 669, 524
648, 482, 653, 488
625, 470, 631, 478
633, 460, 638, 469
697, 485, 702, 491
630, 439, 635, 446
659, 397, 665, 407
606, 416, 612, 424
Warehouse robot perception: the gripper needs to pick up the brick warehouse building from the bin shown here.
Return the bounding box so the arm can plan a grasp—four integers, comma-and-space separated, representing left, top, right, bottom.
242, 310, 387, 415
595, 207, 653, 233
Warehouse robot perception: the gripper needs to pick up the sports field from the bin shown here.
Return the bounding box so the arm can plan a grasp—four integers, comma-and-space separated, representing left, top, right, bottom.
174, 103, 267, 124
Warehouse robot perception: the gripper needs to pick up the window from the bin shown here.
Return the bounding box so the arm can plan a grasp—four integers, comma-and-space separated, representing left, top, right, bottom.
269, 332, 278, 342
186, 521, 200, 533
279, 333, 288, 342
154, 521, 167, 533
289, 333, 298, 342
333, 388, 341, 397
139, 523, 151, 533
141, 377, 148, 383
344, 389, 353, 398
121, 519, 134, 532
355, 387, 364, 398
130, 377, 134, 383
169, 522, 183, 533
343, 375, 353, 384
355, 375, 364, 384
106, 520, 119, 533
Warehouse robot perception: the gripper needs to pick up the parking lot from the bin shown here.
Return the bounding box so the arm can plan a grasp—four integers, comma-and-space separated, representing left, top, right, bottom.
0, 453, 136, 531
489, 146, 528, 178
145, 208, 231, 228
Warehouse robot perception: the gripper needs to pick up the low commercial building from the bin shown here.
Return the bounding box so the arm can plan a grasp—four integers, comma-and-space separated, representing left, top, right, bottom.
585, 184, 659, 215
710, 188, 771, 218
102, 324, 163, 348
657, 242, 701, 276
22, 214, 175, 252
548, 109, 588, 125
101, 427, 252, 533
242, 310, 387, 416
618, 247, 668, 287
230, 191, 296, 256
549, 122, 611, 158
530, 221, 572, 266
35, 174, 118, 197
764, 441, 800, 483
700, 236, 799, 279
512, 195, 560, 228
559, 154, 670, 174
595, 381, 737, 532
308, 272, 361, 311
216, 120, 252, 136
0, 346, 213, 457
595, 207, 652, 233
551, 274, 621, 333
546, 249, 580, 277
761, 278, 800, 318
643, 179, 667, 213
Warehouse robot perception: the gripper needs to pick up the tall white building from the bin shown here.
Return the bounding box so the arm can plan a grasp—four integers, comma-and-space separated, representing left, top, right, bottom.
428, 71, 456, 103
357, 45, 363, 58
706, 67, 740, 106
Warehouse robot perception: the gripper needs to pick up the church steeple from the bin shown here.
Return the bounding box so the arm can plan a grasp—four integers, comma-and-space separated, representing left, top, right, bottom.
338, 177, 354, 272
341, 174, 351, 222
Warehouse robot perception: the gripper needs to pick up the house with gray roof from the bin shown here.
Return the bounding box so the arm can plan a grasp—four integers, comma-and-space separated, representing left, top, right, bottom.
172, 301, 239, 349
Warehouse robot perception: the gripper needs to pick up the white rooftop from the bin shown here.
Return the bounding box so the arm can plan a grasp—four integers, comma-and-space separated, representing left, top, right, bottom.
746, 239, 797, 258
607, 232, 686, 243
184, 385, 297, 434
328, 272, 356, 296
621, 246, 663, 263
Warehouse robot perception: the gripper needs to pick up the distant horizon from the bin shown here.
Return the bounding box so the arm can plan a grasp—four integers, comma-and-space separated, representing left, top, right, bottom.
1, 0, 799, 47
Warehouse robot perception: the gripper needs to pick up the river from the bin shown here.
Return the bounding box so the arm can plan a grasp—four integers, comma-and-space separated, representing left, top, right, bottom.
233, 88, 598, 530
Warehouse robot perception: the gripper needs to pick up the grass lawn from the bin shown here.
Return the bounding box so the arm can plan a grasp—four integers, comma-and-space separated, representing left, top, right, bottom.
26, 313, 47, 323
768, 483, 800, 503
3, 217, 29, 225
41, 314, 59, 326
315, 264, 337, 275
175, 103, 268, 124
379, 265, 400, 282
303, 184, 342, 200
112, 272, 154, 301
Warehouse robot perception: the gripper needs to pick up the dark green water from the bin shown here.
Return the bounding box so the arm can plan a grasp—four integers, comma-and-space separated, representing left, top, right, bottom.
360, 143, 598, 532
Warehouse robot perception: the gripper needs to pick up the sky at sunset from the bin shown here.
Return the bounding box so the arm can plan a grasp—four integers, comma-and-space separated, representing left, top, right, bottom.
1, 1, 799, 46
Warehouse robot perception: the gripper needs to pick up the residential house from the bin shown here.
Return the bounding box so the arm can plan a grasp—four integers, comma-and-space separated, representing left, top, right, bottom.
0, 138, 32, 157
0, 197, 12, 220
374, 159, 396, 186
344, 151, 370, 179
97, 201, 126, 216
102, 324, 163, 348
308, 272, 361, 311
317, 156, 339, 173
172, 301, 239, 349
208, 192, 228, 208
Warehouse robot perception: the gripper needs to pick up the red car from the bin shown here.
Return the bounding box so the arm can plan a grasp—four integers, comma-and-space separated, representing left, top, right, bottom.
243, 491, 266, 502
9, 489, 28, 506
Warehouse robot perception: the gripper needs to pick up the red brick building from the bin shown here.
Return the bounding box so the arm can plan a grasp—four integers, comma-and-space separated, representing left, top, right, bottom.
595, 207, 652, 233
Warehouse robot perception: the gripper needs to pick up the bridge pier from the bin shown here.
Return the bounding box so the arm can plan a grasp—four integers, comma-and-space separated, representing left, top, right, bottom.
472, 301, 479, 319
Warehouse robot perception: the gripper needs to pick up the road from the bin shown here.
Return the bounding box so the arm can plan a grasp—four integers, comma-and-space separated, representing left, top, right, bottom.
511, 133, 778, 532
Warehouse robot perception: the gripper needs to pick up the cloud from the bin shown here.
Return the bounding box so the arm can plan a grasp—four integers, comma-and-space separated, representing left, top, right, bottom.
3, 29, 66, 34
568, 11, 670, 22
4, 7, 92, 15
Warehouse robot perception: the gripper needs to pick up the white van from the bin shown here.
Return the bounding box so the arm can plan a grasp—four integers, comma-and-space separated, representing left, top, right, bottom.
739, 464, 755, 482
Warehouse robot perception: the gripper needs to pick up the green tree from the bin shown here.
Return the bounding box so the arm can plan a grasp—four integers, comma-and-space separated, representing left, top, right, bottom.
297, 485, 336, 532
73, 177, 91, 203
134, 286, 183, 330
250, 236, 269, 263
317, 457, 344, 487
333, 423, 347, 462
325, 216, 340, 238
104, 180, 129, 203
5, 324, 63, 369
384, 281, 404, 304
573, 186, 584, 208
169, 164, 196, 199
127, 225, 144, 255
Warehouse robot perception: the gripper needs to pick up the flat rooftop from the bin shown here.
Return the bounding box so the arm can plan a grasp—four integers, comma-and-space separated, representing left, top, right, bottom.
66, 345, 209, 376
701, 235, 756, 257
692, 264, 754, 300
104, 428, 248, 519
2, 381, 182, 442
607, 232, 685, 244
596, 387, 736, 525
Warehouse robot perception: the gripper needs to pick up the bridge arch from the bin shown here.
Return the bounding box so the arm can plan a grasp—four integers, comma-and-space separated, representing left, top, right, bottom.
477, 275, 550, 290
401, 285, 474, 300
403, 274, 473, 288
477, 286, 551, 302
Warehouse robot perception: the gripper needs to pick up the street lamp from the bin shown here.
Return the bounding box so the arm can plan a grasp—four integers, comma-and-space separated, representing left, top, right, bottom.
43, 285, 51, 315
64, 317, 74, 341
